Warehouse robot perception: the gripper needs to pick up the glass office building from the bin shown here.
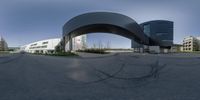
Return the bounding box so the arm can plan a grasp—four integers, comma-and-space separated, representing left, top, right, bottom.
132, 20, 173, 48
140, 20, 174, 48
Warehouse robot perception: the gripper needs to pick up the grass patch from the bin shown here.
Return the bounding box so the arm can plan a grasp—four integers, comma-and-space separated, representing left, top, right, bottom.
77, 49, 109, 54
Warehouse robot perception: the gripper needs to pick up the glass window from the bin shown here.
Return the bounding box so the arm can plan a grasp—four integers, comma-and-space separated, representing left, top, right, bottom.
143, 24, 150, 36
41, 46, 47, 48
42, 42, 48, 44
31, 43, 37, 46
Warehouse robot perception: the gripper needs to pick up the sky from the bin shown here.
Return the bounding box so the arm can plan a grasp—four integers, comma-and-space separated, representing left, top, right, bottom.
0, 0, 200, 48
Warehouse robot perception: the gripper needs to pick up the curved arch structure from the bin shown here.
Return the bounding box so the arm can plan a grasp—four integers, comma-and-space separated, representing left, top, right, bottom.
62, 12, 149, 51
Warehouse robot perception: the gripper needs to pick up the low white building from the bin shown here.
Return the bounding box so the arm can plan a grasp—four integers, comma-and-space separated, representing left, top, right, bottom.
20, 38, 61, 54
21, 35, 87, 53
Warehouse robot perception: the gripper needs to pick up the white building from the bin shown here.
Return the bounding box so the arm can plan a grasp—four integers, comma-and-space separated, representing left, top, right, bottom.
20, 38, 61, 54
21, 35, 87, 53
182, 36, 200, 52
0, 36, 8, 51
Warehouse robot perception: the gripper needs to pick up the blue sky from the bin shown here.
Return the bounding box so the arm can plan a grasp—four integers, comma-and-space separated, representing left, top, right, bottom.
0, 0, 200, 47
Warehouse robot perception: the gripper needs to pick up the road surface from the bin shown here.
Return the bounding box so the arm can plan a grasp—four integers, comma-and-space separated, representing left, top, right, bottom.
0, 53, 200, 100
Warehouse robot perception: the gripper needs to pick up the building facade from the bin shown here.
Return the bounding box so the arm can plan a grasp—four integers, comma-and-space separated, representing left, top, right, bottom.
20, 38, 61, 54
0, 36, 8, 51
140, 20, 174, 47
132, 20, 174, 53
182, 36, 200, 52
21, 35, 87, 53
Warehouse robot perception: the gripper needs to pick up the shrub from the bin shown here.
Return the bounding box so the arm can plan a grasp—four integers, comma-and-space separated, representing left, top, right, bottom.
50, 52, 78, 56
77, 49, 108, 54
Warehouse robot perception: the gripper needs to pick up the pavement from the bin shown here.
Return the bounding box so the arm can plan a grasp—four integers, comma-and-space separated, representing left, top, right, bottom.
75, 52, 116, 58
0, 53, 200, 100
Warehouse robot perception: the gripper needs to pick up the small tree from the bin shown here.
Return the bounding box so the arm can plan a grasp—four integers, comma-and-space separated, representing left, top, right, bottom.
93, 43, 96, 49
106, 41, 111, 49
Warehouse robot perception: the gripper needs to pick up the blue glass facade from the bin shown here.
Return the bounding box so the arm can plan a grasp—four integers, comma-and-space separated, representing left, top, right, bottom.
132, 20, 173, 48
140, 20, 174, 47
143, 24, 151, 37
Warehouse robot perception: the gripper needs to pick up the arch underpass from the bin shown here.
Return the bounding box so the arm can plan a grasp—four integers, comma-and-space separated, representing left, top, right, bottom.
62, 12, 149, 51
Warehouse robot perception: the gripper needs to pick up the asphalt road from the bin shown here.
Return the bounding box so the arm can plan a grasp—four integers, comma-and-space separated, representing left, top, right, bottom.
0, 53, 200, 100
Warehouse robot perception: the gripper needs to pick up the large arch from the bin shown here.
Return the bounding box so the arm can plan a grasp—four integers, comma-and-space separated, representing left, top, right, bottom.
62, 12, 149, 51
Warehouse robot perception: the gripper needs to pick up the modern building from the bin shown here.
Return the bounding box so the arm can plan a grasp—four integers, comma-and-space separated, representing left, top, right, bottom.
21, 36, 87, 54
140, 20, 174, 47
132, 20, 174, 53
0, 36, 8, 51
182, 36, 200, 52
62, 12, 149, 52
61, 12, 174, 53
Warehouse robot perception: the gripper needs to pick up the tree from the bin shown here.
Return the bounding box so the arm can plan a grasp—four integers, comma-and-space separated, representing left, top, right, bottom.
106, 41, 111, 49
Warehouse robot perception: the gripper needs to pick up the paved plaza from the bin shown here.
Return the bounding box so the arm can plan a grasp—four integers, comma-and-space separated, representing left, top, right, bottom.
0, 53, 200, 100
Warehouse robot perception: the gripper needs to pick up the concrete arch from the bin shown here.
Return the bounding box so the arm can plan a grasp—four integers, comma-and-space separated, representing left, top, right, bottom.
62, 12, 149, 51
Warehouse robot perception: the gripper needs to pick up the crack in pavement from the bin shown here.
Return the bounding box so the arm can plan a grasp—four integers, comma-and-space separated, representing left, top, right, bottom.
75, 54, 167, 88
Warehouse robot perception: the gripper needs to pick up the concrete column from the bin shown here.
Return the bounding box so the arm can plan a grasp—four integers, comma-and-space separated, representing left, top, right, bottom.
69, 39, 72, 51
63, 36, 66, 52
69, 35, 73, 51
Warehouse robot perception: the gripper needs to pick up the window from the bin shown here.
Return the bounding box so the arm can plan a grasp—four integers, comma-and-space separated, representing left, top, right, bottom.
42, 42, 48, 44
41, 45, 47, 48
143, 24, 150, 36
156, 33, 168, 36
31, 43, 37, 46
162, 40, 173, 42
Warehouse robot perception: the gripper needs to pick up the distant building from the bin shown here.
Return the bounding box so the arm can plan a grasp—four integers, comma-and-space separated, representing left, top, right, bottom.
171, 44, 183, 53
65, 35, 87, 51
8, 47, 20, 53
0, 36, 8, 51
182, 36, 200, 52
